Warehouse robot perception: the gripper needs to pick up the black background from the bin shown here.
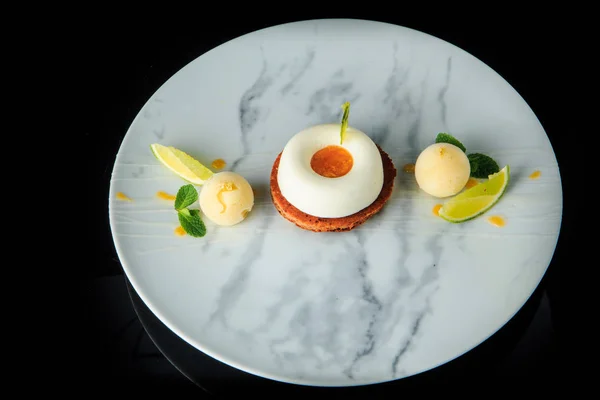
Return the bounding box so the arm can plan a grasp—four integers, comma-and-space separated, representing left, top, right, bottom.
78, 10, 580, 396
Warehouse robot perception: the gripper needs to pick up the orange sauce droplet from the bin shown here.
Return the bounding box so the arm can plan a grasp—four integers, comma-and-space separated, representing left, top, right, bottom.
465, 177, 479, 189
156, 191, 176, 201
211, 158, 226, 170
432, 204, 443, 216
310, 145, 353, 178
241, 209, 250, 219
174, 226, 186, 236
529, 170, 541, 179
116, 192, 132, 201
217, 182, 238, 213
487, 215, 505, 227
403, 163, 416, 173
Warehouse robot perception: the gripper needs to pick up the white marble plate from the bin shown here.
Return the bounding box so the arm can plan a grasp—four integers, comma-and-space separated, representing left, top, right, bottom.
109, 19, 562, 386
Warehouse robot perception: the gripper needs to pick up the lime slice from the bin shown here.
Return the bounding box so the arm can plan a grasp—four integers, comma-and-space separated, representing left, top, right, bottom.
150, 144, 214, 185
438, 165, 510, 223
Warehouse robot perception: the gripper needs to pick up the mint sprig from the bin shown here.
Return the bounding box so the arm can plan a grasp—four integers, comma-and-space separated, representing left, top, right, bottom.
174, 184, 198, 210
177, 209, 206, 237
433, 132, 500, 179
468, 153, 500, 178
435, 132, 466, 152
174, 184, 206, 237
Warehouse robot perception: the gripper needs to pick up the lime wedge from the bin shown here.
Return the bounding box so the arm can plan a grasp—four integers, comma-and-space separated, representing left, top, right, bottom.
438, 165, 510, 223
150, 144, 214, 185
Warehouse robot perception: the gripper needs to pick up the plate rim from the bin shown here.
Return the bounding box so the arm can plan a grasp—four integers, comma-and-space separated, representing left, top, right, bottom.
108, 17, 563, 386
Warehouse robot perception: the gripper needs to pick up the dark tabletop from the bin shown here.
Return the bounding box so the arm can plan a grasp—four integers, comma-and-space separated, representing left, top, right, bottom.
78, 12, 578, 396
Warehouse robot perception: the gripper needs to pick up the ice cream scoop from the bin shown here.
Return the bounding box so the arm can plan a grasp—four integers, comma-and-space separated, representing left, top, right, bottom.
415, 142, 470, 198
199, 171, 254, 226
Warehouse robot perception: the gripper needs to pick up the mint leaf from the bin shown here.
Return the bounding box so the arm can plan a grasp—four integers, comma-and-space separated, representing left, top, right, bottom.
174, 184, 198, 210
177, 209, 206, 237
435, 133, 466, 153
468, 153, 500, 178
340, 102, 350, 144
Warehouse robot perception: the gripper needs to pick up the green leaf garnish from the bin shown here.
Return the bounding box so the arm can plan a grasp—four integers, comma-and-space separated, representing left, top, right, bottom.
174, 184, 198, 210
467, 153, 500, 178
177, 209, 207, 237
340, 102, 350, 144
435, 132, 466, 153
432, 132, 500, 179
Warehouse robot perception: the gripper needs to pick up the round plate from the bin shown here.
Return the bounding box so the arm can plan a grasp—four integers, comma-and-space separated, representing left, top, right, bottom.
109, 19, 562, 386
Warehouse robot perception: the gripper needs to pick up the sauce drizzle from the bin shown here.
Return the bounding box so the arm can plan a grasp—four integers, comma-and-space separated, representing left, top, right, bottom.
465, 177, 479, 189
487, 215, 505, 227
217, 182, 238, 213
156, 191, 176, 201
402, 163, 416, 173
211, 158, 226, 170
116, 192, 132, 201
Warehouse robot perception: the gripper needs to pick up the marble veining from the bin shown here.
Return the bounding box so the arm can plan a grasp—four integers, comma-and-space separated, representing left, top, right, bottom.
280, 48, 316, 96
233, 47, 319, 171
109, 19, 563, 386
235, 49, 272, 171
306, 69, 361, 123
343, 230, 384, 379
130, 166, 144, 178
206, 217, 273, 330
152, 124, 165, 140
437, 57, 453, 128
